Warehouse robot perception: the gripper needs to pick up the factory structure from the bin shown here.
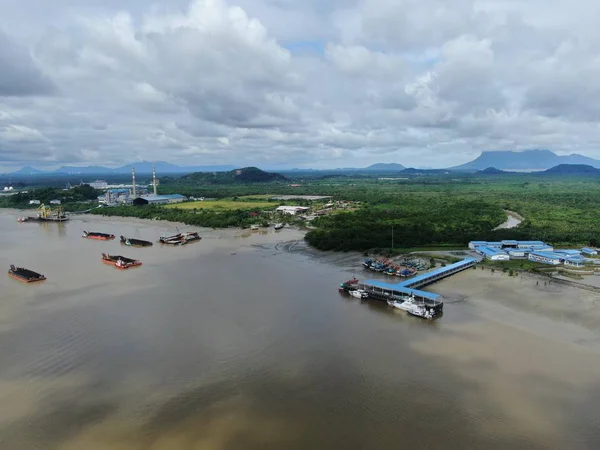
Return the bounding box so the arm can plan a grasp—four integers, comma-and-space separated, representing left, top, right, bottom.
469, 240, 595, 267
97, 166, 186, 206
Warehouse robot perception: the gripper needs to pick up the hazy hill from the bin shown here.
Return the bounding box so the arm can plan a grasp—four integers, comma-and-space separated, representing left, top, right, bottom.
11, 166, 45, 175
451, 150, 600, 171
477, 167, 508, 174
542, 164, 600, 175
175, 167, 287, 184
364, 163, 406, 171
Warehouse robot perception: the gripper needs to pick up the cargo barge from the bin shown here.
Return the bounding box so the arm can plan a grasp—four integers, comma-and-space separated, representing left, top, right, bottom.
83, 231, 115, 240
101, 253, 142, 270
8, 265, 46, 283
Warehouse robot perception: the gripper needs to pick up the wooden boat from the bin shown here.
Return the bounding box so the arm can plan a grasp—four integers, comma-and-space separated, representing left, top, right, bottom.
181, 232, 201, 244
101, 253, 142, 270
8, 265, 46, 283
120, 236, 153, 247
83, 231, 115, 240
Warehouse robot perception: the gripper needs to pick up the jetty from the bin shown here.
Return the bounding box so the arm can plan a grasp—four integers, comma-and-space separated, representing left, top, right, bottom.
343, 257, 479, 314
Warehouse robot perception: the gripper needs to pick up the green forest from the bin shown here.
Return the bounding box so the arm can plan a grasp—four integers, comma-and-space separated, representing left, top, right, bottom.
3, 173, 600, 252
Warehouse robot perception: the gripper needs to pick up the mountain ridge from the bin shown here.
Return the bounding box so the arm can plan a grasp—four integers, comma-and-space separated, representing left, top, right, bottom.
451, 150, 600, 171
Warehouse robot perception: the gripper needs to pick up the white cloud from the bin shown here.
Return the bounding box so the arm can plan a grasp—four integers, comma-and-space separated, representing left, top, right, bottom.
1, 0, 600, 169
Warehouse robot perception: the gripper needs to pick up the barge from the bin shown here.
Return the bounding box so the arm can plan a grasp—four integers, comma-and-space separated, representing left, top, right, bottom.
101, 253, 142, 270
120, 236, 153, 247
8, 265, 46, 283
83, 231, 115, 240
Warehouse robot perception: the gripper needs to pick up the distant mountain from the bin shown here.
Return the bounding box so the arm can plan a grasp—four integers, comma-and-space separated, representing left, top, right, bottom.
113, 161, 237, 174
54, 165, 112, 174
174, 167, 287, 185
9, 161, 237, 176
477, 167, 508, 174
401, 168, 452, 174
542, 164, 600, 175
11, 166, 45, 175
450, 150, 600, 171
364, 163, 406, 171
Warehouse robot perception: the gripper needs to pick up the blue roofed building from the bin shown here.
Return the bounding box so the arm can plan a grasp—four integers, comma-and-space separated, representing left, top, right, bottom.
581, 247, 598, 256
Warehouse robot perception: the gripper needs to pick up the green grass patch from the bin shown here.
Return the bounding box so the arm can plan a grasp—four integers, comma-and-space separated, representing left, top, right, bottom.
165, 198, 276, 211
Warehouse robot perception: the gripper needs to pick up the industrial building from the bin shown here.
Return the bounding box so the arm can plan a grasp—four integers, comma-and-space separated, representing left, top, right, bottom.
469, 240, 553, 251
528, 251, 586, 267
582, 247, 598, 256
275, 206, 310, 215
475, 246, 510, 261
133, 194, 186, 205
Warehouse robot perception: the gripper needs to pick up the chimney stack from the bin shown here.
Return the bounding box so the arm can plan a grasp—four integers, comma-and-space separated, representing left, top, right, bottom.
153, 165, 157, 196
132, 167, 137, 198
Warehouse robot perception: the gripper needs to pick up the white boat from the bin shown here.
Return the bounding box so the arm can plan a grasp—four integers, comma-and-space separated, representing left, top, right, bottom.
274, 223, 284, 230
349, 289, 368, 299
250, 225, 260, 231
388, 294, 435, 319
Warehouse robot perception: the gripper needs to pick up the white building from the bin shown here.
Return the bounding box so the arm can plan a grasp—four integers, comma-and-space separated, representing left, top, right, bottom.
29, 200, 41, 205
275, 206, 311, 215
89, 180, 108, 189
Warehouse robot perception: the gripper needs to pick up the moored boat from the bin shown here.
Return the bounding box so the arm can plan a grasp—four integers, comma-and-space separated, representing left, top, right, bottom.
83, 231, 115, 240
274, 223, 284, 230
159, 232, 201, 245
349, 289, 369, 299
339, 277, 360, 291
101, 253, 142, 270
181, 231, 201, 244
8, 265, 46, 283
120, 236, 153, 247
387, 294, 437, 320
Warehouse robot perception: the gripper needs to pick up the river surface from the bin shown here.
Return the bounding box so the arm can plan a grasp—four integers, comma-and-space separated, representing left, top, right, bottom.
1, 211, 600, 449
494, 210, 523, 230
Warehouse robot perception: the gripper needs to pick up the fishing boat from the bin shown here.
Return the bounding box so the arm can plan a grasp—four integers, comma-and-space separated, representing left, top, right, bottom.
8, 265, 46, 283
274, 223, 284, 230
83, 231, 115, 240
349, 289, 369, 299
339, 277, 360, 291
120, 236, 153, 247
101, 253, 142, 270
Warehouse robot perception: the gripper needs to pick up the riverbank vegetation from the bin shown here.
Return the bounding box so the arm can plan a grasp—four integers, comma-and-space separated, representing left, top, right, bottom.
3, 173, 600, 251
0, 185, 100, 212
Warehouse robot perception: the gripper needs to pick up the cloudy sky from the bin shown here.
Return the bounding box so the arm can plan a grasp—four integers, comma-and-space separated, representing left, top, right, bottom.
1, 0, 600, 170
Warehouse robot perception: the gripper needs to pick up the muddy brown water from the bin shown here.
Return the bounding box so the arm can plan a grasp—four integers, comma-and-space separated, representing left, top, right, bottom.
1, 211, 599, 449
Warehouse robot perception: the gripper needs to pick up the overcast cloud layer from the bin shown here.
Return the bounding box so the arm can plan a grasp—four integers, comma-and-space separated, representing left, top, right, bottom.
1, 0, 600, 170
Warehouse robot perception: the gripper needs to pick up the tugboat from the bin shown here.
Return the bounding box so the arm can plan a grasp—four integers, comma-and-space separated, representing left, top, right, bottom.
120, 236, 153, 247
83, 231, 115, 240
101, 253, 142, 270
8, 265, 46, 283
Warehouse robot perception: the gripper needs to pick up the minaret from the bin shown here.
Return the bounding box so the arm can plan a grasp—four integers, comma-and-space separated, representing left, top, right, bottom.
153, 165, 157, 196
132, 167, 137, 198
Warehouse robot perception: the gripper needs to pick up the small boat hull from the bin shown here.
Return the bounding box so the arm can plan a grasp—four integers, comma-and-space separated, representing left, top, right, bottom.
101, 254, 142, 270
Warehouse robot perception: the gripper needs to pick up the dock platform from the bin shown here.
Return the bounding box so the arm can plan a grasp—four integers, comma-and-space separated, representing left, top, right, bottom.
359, 257, 478, 309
